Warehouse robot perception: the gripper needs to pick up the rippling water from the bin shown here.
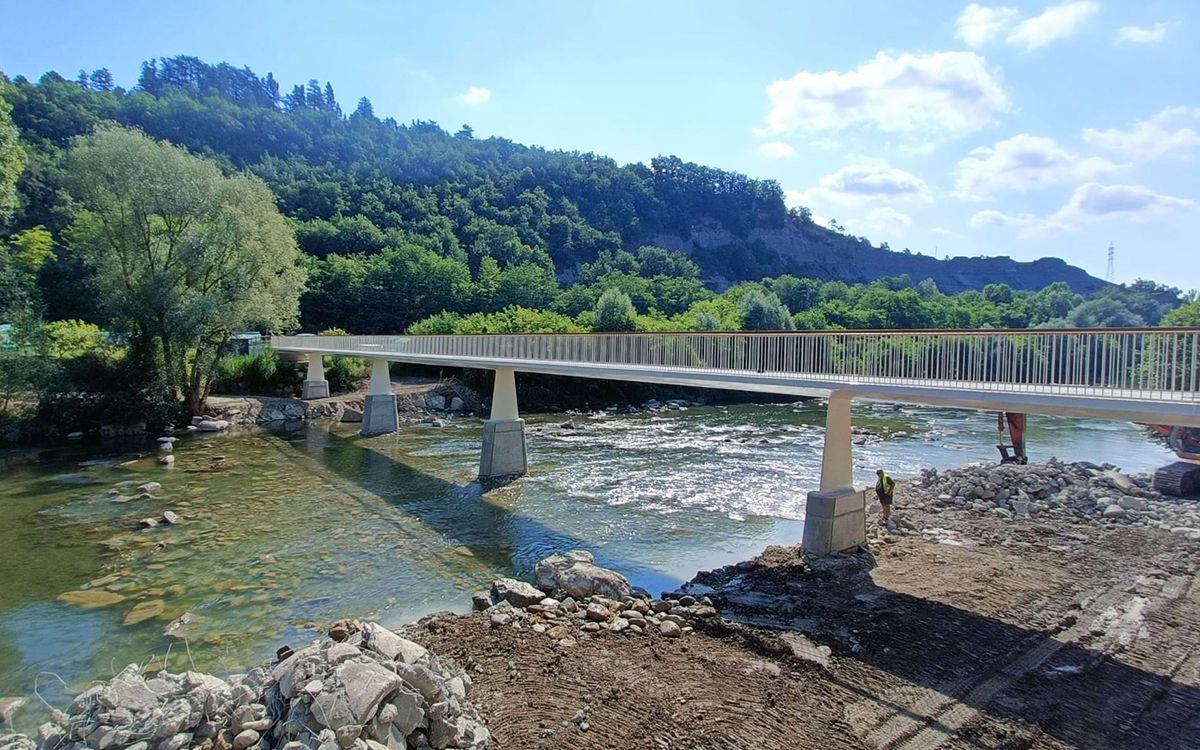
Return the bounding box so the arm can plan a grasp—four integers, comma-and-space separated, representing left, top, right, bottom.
0, 401, 1175, 719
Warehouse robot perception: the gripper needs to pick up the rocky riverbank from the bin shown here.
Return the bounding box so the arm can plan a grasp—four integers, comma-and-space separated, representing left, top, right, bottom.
0, 620, 490, 750
6, 459, 1200, 750
909, 458, 1200, 538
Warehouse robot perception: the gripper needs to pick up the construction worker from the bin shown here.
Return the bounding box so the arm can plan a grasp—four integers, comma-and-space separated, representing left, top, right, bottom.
875, 468, 895, 523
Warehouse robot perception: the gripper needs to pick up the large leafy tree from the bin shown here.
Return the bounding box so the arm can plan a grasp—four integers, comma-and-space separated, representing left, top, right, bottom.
740, 289, 795, 330
64, 125, 305, 413
0, 73, 26, 228
594, 288, 637, 332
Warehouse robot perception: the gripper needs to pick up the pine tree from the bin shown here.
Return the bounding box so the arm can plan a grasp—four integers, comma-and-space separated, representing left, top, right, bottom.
137, 59, 159, 93
306, 80, 324, 111
76, 70, 89, 89
351, 97, 375, 120
89, 68, 114, 92
323, 83, 341, 117
263, 73, 280, 108
284, 84, 307, 112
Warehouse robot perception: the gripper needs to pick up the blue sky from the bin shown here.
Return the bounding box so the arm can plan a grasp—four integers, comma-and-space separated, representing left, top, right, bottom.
3, 0, 1198, 289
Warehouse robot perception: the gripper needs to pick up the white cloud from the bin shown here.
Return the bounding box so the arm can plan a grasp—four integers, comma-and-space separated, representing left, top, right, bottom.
858, 207, 914, 236
1052, 182, 1197, 224
758, 141, 797, 159
457, 86, 491, 106
757, 51, 1010, 138
953, 133, 1121, 199
796, 163, 932, 207
1007, 1, 1099, 50
1082, 107, 1200, 159
1116, 22, 1173, 44
956, 4, 1019, 47
968, 208, 1038, 231
969, 183, 1197, 236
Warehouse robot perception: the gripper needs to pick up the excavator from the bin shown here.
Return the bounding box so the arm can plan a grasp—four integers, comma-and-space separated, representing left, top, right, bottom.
1149, 425, 1200, 496
995, 411, 1198, 496
996, 412, 1028, 465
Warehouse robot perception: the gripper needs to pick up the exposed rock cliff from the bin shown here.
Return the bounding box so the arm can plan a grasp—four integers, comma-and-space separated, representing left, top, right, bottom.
652, 218, 1105, 294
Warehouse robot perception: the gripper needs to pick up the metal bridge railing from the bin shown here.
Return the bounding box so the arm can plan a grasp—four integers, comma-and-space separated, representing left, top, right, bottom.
272, 329, 1200, 402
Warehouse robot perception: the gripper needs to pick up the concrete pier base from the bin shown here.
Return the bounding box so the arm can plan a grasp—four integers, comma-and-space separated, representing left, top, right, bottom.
301, 379, 330, 399
801, 487, 867, 555
361, 394, 398, 436
479, 418, 527, 479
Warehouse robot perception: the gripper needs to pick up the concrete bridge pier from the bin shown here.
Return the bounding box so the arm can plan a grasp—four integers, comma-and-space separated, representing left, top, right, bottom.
301, 354, 330, 399
479, 367, 528, 480
802, 390, 868, 555
361, 359, 399, 436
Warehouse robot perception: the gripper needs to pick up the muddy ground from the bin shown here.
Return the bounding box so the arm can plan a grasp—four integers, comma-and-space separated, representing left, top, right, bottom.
410, 484, 1200, 750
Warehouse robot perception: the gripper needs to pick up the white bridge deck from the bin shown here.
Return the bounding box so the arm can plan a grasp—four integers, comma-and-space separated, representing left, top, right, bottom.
273, 329, 1200, 427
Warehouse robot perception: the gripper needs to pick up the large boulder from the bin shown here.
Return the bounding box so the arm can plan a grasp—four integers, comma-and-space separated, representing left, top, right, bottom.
490, 577, 544, 608
533, 550, 632, 600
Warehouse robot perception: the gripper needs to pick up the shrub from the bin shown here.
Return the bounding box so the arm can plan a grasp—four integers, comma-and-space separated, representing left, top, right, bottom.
211, 348, 301, 394
325, 355, 370, 393
43, 319, 107, 358
318, 327, 370, 393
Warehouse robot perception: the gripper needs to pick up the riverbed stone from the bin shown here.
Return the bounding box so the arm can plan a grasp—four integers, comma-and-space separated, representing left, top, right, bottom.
337, 661, 402, 723
122, 599, 165, 626
58, 590, 126, 608
362, 623, 428, 664
533, 550, 633, 600
490, 577, 544, 608
0, 698, 25, 724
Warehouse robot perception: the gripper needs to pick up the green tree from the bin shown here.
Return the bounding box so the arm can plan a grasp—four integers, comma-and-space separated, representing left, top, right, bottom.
64, 125, 306, 414
43, 319, 105, 358
1067, 298, 1143, 328
0, 74, 26, 228
9, 226, 53, 270
496, 263, 559, 309
594, 287, 636, 331
739, 290, 795, 330
1162, 300, 1200, 327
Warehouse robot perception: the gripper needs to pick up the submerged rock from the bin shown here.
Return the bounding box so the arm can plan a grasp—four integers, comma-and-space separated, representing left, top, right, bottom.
123, 599, 165, 626
57, 590, 126, 608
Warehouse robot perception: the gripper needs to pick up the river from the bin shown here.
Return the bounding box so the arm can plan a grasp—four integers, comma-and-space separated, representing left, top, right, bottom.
0, 400, 1175, 714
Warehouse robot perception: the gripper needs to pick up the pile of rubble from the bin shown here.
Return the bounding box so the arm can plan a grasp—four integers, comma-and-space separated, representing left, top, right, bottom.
475, 550, 721, 642
0, 622, 489, 750
911, 459, 1200, 538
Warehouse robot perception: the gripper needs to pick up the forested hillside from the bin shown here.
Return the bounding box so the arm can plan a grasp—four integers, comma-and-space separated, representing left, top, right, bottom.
1, 55, 1195, 431
2, 57, 1118, 330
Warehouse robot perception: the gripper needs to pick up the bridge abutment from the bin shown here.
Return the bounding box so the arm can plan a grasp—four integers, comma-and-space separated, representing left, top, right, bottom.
479, 368, 528, 479
361, 359, 398, 436
802, 391, 867, 555
301, 354, 330, 400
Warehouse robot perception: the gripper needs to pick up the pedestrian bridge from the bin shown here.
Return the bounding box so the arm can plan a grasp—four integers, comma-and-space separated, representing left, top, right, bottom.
274, 328, 1200, 554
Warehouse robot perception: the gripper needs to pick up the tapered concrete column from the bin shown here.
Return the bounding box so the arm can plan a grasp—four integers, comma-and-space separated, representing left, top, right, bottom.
819, 391, 854, 493
361, 359, 398, 436
803, 391, 866, 555
479, 367, 527, 479
301, 354, 330, 400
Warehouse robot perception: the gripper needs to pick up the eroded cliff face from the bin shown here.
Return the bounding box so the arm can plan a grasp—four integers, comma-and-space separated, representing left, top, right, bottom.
651, 218, 1105, 294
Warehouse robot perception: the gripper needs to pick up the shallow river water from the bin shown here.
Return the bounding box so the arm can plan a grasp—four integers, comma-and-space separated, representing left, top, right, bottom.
0, 401, 1175, 712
